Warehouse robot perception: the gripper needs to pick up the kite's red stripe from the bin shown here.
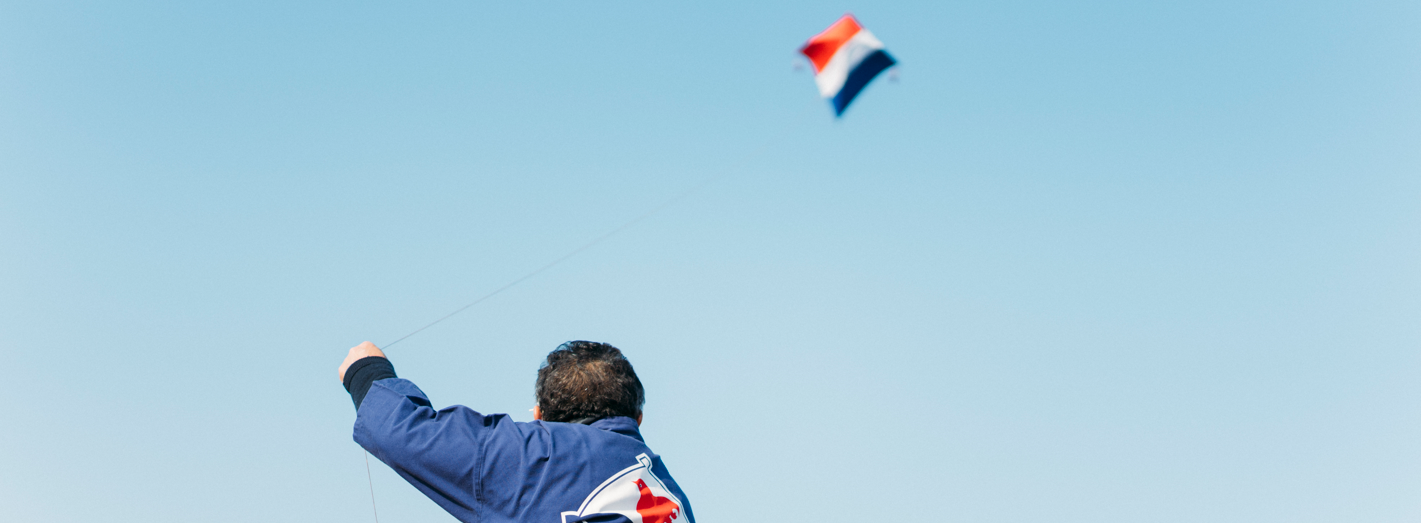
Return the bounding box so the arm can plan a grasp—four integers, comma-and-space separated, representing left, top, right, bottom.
799, 15, 862, 73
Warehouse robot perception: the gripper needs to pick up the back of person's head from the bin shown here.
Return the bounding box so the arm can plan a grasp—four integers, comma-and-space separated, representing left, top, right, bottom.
535, 341, 645, 423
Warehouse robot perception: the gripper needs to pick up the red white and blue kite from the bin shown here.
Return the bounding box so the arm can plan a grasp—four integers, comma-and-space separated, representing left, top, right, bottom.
799, 14, 897, 116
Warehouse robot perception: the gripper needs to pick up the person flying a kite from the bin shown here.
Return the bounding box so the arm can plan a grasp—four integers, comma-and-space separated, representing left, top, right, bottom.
339, 340, 694, 523
334, 15, 899, 523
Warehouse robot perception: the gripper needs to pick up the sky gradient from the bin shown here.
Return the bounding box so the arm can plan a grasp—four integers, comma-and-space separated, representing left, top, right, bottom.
2, 1, 1419, 521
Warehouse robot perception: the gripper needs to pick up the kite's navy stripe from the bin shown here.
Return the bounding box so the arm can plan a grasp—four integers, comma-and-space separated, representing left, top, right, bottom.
832, 49, 896, 116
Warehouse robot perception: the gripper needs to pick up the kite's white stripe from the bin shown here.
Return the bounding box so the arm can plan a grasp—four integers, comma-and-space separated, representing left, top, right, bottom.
813, 30, 885, 98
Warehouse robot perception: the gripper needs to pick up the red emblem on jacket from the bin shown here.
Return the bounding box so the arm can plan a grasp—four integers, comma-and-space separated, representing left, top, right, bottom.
634, 478, 680, 523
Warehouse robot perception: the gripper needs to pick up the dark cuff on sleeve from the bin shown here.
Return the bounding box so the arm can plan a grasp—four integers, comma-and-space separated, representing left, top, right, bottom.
343, 356, 397, 411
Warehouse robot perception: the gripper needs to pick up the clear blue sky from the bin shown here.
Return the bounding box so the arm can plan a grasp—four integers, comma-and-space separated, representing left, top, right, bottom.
2, 1, 1418, 521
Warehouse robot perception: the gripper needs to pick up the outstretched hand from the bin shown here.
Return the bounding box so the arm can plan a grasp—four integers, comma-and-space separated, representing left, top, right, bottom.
338, 341, 387, 383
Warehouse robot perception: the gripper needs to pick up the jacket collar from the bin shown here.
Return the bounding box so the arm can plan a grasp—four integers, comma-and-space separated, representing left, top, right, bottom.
588, 416, 644, 442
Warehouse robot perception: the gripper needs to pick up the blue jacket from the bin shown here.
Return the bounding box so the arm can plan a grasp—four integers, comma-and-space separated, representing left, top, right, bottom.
355, 378, 696, 523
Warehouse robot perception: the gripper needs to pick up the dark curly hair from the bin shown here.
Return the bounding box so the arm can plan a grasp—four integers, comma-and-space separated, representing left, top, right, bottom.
535, 341, 645, 423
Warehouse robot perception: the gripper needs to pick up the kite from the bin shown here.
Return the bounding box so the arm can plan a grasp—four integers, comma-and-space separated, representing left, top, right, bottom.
799, 14, 897, 116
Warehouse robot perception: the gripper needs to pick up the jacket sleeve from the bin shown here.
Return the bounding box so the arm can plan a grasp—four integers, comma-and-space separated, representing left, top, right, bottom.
353, 378, 487, 523
342, 356, 397, 410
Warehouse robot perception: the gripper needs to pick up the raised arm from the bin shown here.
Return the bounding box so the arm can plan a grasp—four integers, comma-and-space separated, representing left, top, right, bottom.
338, 342, 488, 521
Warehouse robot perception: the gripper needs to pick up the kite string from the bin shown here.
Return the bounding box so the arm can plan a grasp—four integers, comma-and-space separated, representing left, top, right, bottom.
380, 134, 785, 350
364, 450, 380, 523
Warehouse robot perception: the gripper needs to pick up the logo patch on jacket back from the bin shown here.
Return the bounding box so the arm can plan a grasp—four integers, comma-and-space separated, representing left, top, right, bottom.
561, 453, 683, 523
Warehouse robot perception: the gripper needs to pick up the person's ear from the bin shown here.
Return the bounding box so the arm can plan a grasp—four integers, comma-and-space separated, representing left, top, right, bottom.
635, 412, 643, 426
532, 405, 542, 420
